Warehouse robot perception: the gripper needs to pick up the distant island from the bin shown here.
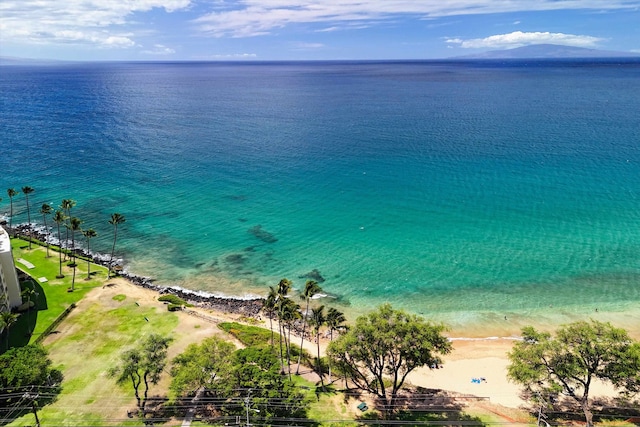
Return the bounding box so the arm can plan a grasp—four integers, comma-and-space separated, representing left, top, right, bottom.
452, 43, 640, 59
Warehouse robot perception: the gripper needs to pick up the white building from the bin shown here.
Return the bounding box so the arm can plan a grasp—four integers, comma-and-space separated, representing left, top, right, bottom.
0, 226, 22, 313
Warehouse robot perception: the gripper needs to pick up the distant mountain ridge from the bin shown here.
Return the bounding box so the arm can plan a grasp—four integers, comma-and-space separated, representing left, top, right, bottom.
453, 44, 640, 59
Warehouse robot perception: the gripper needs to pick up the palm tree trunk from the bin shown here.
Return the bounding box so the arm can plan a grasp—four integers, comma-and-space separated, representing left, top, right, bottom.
278, 318, 285, 374
286, 321, 293, 380
42, 216, 50, 257
328, 329, 334, 383
269, 316, 274, 348
56, 224, 64, 278
296, 301, 310, 374
86, 242, 92, 280
109, 226, 118, 279
316, 330, 323, 385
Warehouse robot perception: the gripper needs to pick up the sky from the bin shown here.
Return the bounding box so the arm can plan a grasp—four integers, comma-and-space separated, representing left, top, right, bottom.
1, 1, 639, 61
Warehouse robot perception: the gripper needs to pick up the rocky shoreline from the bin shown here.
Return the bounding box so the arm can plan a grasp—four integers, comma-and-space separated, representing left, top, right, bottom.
12, 223, 265, 317
120, 272, 264, 317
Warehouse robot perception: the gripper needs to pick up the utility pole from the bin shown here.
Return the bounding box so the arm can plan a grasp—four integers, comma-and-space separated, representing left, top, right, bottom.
22, 392, 40, 427
244, 393, 259, 427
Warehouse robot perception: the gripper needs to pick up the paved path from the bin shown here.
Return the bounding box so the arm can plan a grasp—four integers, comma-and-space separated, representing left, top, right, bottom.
181, 387, 205, 427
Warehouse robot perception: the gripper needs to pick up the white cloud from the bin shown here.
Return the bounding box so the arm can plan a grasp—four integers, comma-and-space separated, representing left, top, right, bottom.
202, 53, 258, 59
0, 0, 636, 53
142, 44, 176, 54
0, 0, 191, 47
191, 0, 640, 38
292, 42, 325, 49
446, 31, 604, 49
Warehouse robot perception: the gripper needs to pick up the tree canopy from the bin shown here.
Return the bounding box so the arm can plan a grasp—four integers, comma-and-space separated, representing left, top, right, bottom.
170, 336, 235, 397
0, 344, 62, 390
227, 347, 309, 421
109, 333, 172, 414
0, 345, 63, 410
507, 320, 640, 427
327, 304, 451, 415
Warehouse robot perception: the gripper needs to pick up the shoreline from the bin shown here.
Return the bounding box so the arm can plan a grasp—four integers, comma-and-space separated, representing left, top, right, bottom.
14, 223, 640, 340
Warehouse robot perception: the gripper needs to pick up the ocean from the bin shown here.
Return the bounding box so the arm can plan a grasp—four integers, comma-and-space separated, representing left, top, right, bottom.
2, 59, 639, 333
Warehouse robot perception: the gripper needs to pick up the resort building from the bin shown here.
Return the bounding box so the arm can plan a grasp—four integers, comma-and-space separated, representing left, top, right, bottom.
0, 226, 22, 314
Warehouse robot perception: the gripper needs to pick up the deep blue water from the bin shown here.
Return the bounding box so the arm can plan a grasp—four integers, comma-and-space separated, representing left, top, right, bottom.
2, 59, 640, 329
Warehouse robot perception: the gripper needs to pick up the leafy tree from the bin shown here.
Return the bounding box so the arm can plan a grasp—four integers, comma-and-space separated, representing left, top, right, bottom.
39, 203, 53, 257
6, 188, 19, 235
21, 186, 34, 248
170, 336, 235, 397
82, 228, 97, 280
296, 280, 322, 374
507, 320, 640, 427
1, 311, 19, 351
109, 334, 172, 414
325, 307, 347, 383
327, 304, 452, 416
0, 345, 63, 397
52, 210, 67, 278
108, 213, 126, 278
226, 347, 310, 422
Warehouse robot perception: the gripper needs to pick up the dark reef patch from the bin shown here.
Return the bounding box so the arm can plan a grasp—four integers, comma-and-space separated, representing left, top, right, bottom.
225, 253, 246, 265
248, 225, 278, 243
298, 268, 325, 283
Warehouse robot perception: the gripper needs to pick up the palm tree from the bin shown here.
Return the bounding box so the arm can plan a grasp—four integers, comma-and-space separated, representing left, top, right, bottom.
275, 278, 292, 374
262, 286, 278, 348
6, 188, 19, 236
310, 305, 326, 381
280, 297, 301, 380
82, 228, 97, 280
52, 210, 67, 278
60, 199, 76, 260
40, 203, 53, 257
68, 217, 82, 291
108, 213, 126, 279
326, 307, 346, 383
68, 217, 82, 257
296, 280, 322, 374
21, 186, 35, 248
1, 311, 19, 351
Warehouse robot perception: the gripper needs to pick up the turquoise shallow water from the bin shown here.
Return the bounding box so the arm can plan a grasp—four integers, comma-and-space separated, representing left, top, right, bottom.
1, 60, 640, 329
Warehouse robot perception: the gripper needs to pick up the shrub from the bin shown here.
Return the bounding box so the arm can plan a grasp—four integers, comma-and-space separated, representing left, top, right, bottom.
158, 294, 192, 307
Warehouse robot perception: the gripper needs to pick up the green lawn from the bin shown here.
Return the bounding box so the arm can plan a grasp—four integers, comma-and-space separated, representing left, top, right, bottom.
8, 238, 108, 347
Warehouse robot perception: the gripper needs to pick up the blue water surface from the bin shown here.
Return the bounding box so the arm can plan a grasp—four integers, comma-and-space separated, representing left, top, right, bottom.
2, 59, 640, 323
